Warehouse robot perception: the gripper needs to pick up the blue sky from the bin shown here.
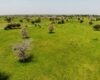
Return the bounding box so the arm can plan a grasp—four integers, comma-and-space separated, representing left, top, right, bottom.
0, 0, 100, 15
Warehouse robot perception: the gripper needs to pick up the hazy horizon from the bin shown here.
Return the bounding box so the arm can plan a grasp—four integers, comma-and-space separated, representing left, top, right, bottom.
0, 0, 100, 15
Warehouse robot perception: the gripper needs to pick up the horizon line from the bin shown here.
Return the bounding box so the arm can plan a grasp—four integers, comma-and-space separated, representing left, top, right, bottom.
0, 13, 100, 16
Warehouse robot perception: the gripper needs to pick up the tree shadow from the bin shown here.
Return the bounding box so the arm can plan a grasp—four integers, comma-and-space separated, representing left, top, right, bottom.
22, 37, 30, 39
92, 38, 98, 41
0, 72, 10, 80
18, 54, 34, 63
48, 32, 55, 34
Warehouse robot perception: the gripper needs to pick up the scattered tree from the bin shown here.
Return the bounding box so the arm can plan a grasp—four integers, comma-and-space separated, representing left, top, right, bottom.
13, 40, 32, 62
80, 19, 84, 23
49, 24, 55, 33
19, 20, 23, 23
21, 27, 29, 39
5, 17, 12, 23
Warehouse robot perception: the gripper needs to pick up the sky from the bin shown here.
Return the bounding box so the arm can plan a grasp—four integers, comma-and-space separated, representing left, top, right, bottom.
0, 0, 100, 15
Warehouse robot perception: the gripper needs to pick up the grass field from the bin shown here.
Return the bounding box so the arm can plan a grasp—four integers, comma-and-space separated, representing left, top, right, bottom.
0, 16, 100, 80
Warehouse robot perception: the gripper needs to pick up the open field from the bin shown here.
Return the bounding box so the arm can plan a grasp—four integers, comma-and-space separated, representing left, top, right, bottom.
0, 15, 100, 80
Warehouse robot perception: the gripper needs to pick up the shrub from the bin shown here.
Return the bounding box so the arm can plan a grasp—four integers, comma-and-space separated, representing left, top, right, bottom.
19, 20, 23, 23
13, 47, 30, 62
34, 23, 41, 28
80, 19, 84, 23
78, 17, 81, 20
89, 21, 93, 25
13, 41, 32, 63
31, 17, 41, 27
35, 17, 41, 23
31, 21, 35, 24
93, 25, 100, 31
4, 23, 21, 30
21, 27, 29, 39
26, 16, 31, 22
49, 24, 54, 33
90, 18, 96, 21
49, 16, 55, 21
61, 19, 65, 24
96, 17, 100, 21
5, 17, 12, 23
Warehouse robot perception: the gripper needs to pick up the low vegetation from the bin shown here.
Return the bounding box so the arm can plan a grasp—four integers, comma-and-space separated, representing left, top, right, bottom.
0, 15, 100, 80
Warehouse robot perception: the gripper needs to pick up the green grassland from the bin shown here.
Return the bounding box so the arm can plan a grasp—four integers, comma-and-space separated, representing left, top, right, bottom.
0, 16, 100, 80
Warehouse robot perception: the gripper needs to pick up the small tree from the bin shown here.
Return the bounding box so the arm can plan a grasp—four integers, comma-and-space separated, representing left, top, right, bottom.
19, 20, 23, 23
13, 44, 27, 62
48, 24, 54, 33
5, 17, 12, 23
80, 19, 84, 23
13, 41, 32, 62
21, 27, 29, 39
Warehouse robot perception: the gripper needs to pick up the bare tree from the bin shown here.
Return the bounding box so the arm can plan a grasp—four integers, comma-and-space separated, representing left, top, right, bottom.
13, 39, 33, 62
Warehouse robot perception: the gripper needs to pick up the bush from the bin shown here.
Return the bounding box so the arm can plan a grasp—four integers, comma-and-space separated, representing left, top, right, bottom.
34, 23, 41, 28
78, 17, 81, 20
61, 19, 65, 24
31, 21, 35, 24
58, 19, 65, 24
80, 20, 84, 23
4, 23, 21, 30
26, 16, 31, 22
5, 17, 12, 23
49, 17, 55, 21
96, 17, 100, 21
31, 18, 41, 25
13, 41, 32, 63
89, 21, 93, 25
49, 24, 54, 33
19, 20, 23, 23
35, 17, 41, 23
21, 27, 29, 39
93, 25, 100, 31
